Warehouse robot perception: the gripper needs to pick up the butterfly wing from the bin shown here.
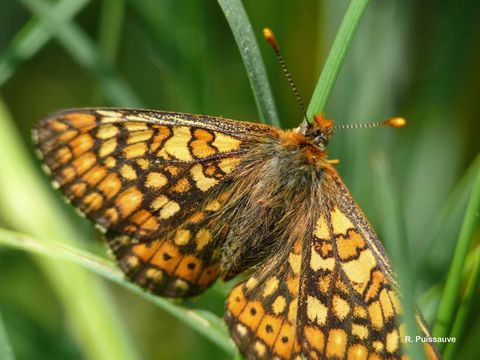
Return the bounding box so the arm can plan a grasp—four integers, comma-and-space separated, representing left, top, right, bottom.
225, 171, 440, 359
225, 239, 304, 359
108, 189, 230, 297
34, 108, 274, 296
296, 203, 402, 359
300, 174, 440, 359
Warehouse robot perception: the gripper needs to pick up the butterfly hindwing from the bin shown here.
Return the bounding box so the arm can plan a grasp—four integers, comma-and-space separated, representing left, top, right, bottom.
225, 239, 304, 359
109, 191, 231, 297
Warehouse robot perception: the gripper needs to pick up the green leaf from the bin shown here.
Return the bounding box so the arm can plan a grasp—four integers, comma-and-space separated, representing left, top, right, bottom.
98, 0, 126, 64
416, 154, 480, 326
307, 0, 371, 119
416, 153, 480, 270
217, 0, 280, 127
0, 312, 15, 360
0, 228, 236, 356
0, 98, 138, 360
433, 165, 480, 349
371, 151, 426, 360
443, 245, 480, 359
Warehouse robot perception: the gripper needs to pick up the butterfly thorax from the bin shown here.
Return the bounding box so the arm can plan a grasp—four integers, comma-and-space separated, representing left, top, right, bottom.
217, 122, 335, 280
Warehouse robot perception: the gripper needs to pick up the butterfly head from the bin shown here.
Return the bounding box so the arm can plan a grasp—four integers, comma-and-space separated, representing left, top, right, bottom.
301, 113, 334, 151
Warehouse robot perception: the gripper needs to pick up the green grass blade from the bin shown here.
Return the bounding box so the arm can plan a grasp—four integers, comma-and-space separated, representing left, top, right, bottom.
217, 0, 280, 127
433, 167, 480, 347
0, 312, 15, 360
371, 151, 426, 360
19, 0, 142, 107
0, 99, 138, 360
307, 0, 371, 119
443, 245, 480, 359
0, 0, 91, 87
94, 0, 126, 104
413, 155, 480, 327
416, 153, 480, 269
98, 0, 126, 63
0, 228, 236, 356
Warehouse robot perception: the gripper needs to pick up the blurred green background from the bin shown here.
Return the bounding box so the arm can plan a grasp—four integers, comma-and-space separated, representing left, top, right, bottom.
0, 0, 479, 359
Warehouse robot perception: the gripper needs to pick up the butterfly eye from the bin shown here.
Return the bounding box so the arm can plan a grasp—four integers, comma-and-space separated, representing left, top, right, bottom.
313, 132, 327, 146
306, 129, 330, 150
314, 140, 325, 151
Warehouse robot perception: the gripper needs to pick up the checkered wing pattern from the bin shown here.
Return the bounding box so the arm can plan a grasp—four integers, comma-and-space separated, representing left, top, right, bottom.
225, 173, 441, 360
34, 108, 273, 296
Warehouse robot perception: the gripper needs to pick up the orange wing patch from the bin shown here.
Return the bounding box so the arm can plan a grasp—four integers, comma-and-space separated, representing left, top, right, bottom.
225, 240, 303, 360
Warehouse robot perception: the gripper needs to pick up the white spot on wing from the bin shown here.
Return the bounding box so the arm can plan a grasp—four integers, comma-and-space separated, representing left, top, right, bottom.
236, 324, 247, 337
41, 164, 51, 175
95, 223, 107, 234
96, 110, 122, 117
74, 207, 86, 218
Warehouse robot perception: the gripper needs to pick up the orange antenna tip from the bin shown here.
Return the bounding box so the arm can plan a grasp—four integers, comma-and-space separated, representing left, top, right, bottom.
263, 28, 279, 51
384, 117, 407, 128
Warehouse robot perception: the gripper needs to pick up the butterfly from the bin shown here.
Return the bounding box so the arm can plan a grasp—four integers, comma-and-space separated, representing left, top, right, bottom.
33, 108, 440, 359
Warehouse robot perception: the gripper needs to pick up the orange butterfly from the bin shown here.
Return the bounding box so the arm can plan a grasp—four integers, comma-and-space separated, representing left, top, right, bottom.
34, 108, 440, 359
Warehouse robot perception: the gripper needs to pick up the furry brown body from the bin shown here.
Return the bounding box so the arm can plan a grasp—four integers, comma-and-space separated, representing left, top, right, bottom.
217, 128, 330, 280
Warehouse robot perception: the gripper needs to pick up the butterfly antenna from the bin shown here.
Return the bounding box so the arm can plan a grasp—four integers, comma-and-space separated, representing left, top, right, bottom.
263, 28, 308, 123
333, 117, 407, 130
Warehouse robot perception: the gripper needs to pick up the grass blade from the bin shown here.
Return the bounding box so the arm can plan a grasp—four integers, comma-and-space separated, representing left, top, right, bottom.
372, 151, 426, 360
217, 0, 280, 127
98, 0, 126, 63
94, 0, 126, 104
0, 99, 138, 360
307, 0, 371, 119
0, 228, 236, 356
0, 312, 14, 360
443, 245, 480, 359
433, 167, 480, 348
417, 153, 480, 271
0, 0, 91, 87
19, 0, 142, 107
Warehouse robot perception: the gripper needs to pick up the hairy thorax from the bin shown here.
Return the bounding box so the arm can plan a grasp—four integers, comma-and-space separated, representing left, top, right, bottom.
218, 127, 334, 279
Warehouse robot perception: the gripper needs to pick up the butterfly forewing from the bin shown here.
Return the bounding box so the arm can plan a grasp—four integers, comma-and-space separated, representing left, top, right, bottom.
34, 109, 260, 238
297, 205, 402, 359
34, 108, 272, 297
